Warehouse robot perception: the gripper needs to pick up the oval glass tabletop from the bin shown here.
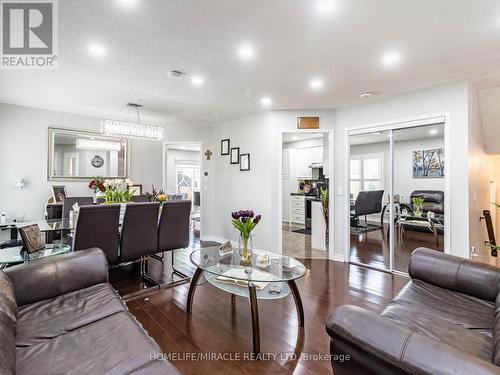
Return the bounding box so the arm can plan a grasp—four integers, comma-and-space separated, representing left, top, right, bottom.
0, 244, 71, 264
190, 246, 306, 283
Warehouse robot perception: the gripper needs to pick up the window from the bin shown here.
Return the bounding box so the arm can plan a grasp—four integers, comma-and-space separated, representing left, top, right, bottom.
350, 153, 384, 199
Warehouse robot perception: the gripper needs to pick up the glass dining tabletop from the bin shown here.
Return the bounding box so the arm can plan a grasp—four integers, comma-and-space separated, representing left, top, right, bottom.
15, 218, 75, 232
190, 246, 306, 283
0, 243, 71, 265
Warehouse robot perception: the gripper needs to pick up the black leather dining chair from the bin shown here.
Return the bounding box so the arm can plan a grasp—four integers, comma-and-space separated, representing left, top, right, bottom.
72, 205, 120, 264
350, 190, 385, 229
119, 202, 160, 262
62, 197, 93, 218
158, 200, 192, 278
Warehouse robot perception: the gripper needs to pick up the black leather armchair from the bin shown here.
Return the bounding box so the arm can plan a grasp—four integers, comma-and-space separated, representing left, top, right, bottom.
326, 248, 500, 374
350, 190, 384, 228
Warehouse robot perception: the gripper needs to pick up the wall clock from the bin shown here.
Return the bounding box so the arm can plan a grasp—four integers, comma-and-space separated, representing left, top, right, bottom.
91, 155, 104, 168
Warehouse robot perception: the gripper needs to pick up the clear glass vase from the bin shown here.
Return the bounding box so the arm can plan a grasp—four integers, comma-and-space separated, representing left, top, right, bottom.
238, 234, 253, 264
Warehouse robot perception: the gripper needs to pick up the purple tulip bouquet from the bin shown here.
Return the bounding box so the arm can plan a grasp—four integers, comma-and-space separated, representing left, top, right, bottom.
231, 210, 262, 262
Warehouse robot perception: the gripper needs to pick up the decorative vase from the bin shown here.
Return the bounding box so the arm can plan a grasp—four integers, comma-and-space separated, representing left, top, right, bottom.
414, 205, 422, 217
94, 191, 105, 203
238, 234, 253, 264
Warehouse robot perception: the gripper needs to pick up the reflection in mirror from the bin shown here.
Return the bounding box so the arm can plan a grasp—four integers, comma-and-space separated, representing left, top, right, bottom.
392, 123, 445, 273
349, 130, 390, 270
48, 128, 128, 180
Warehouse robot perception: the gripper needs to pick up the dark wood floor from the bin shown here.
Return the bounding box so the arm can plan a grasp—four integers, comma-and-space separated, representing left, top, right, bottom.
124, 257, 409, 375
350, 223, 444, 272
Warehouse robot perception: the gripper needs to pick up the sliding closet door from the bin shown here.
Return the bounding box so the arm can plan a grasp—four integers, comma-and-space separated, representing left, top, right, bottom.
349, 131, 391, 271
392, 124, 445, 273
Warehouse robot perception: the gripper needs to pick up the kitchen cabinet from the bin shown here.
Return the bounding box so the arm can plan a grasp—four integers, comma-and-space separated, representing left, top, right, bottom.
289, 195, 305, 226
296, 147, 322, 179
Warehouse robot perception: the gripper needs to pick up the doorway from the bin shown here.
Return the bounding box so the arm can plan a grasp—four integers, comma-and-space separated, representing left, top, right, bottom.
281, 131, 332, 259
163, 142, 202, 250
347, 116, 449, 274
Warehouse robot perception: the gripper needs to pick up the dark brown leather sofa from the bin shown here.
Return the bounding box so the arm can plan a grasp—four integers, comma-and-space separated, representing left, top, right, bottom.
0, 248, 180, 375
326, 248, 500, 374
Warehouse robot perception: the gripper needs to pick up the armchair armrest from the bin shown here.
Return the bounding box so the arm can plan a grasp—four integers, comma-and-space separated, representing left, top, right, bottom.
5, 248, 108, 306
327, 305, 499, 375
409, 247, 500, 302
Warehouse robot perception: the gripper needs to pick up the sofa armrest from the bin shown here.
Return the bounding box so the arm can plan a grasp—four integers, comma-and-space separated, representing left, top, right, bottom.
409, 247, 500, 302
4, 248, 108, 306
327, 305, 500, 375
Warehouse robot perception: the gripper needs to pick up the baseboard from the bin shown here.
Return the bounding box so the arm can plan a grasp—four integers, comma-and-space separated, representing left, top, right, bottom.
331, 253, 346, 262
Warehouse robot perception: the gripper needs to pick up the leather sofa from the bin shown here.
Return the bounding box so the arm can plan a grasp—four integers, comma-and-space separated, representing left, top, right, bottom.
410, 190, 444, 215
0, 248, 180, 375
326, 248, 500, 374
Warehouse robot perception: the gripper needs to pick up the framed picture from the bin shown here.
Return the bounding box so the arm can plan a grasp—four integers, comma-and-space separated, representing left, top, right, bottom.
52, 185, 67, 202
131, 184, 142, 195
412, 148, 444, 178
230, 147, 240, 164
240, 153, 250, 171
297, 116, 319, 129
221, 139, 230, 155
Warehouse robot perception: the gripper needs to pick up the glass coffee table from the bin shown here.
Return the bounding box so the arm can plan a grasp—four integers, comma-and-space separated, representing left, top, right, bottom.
0, 244, 71, 268
188, 246, 306, 355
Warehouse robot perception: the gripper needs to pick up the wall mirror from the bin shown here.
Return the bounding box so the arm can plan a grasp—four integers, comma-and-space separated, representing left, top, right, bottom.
48, 127, 128, 180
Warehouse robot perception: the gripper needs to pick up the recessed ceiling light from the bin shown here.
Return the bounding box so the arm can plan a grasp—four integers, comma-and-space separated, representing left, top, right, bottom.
316, 0, 337, 15
309, 78, 324, 91
238, 44, 255, 61
360, 91, 373, 98
382, 50, 402, 67
429, 129, 438, 135
260, 97, 272, 107
87, 42, 106, 57
191, 75, 204, 86
114, 0, 138, 8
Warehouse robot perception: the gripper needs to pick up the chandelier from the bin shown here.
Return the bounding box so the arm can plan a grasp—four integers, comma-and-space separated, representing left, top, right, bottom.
100, 103, 165, 141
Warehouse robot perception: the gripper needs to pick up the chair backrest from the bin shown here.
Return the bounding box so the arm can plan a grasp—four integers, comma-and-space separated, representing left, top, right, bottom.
193, 191, 201, 206
131, 195, 149, 203
62, 197, 93, 218
410, 190, 444, 214
353, 190, 385, 216
119, 202, 160, 261
72, 204, 120, 263
158, 200, 192, 251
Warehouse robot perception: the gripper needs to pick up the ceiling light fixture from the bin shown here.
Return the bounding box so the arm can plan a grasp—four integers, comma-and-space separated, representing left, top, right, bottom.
238, 44, 255, 61
309, 78, 324, 91
382, 50, 402, 67
190, 75, 204, 86
429, 129, 438, 135
87, 42, 106, 57
316, 0, 337, 15
114, 0, 138, 8
360, 91, 373, 98
260, 97, 272, 107
76, 138, 121, 152
166, 70, 186, 80
101, 103, 165, 141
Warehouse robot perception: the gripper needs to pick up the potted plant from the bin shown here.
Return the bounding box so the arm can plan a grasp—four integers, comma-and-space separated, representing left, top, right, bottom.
320, 188, 329, 247
411, 196, 425, 217
88, 177, 105, 202
231, 210, 261, 263
103, 179, 136, 203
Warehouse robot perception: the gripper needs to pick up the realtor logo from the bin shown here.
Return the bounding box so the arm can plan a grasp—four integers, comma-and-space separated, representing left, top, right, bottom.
1, 0, 58, 69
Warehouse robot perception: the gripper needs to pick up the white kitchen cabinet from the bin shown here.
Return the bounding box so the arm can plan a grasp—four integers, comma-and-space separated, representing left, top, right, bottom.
296, 147, 322, 179
289, 195, 305, 226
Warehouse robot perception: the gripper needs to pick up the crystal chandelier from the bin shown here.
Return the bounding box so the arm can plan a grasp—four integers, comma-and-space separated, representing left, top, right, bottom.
100, 103, 165, 141
76, 138, 121, 152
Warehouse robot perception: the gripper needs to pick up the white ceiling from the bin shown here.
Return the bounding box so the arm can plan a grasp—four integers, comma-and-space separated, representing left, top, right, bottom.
2, 0, 500, 126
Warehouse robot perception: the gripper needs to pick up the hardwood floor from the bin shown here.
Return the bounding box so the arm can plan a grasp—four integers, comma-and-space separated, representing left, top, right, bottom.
125, 257, 409, 374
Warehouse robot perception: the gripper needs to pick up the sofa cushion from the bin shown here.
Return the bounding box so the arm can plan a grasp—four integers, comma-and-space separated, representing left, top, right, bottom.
15, 283, 126, 347
493, 292, 500, 365
16, 311, 178, 375
0, 271, 17, 325
0, 311, 16, 375
382, 280, 494, 361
